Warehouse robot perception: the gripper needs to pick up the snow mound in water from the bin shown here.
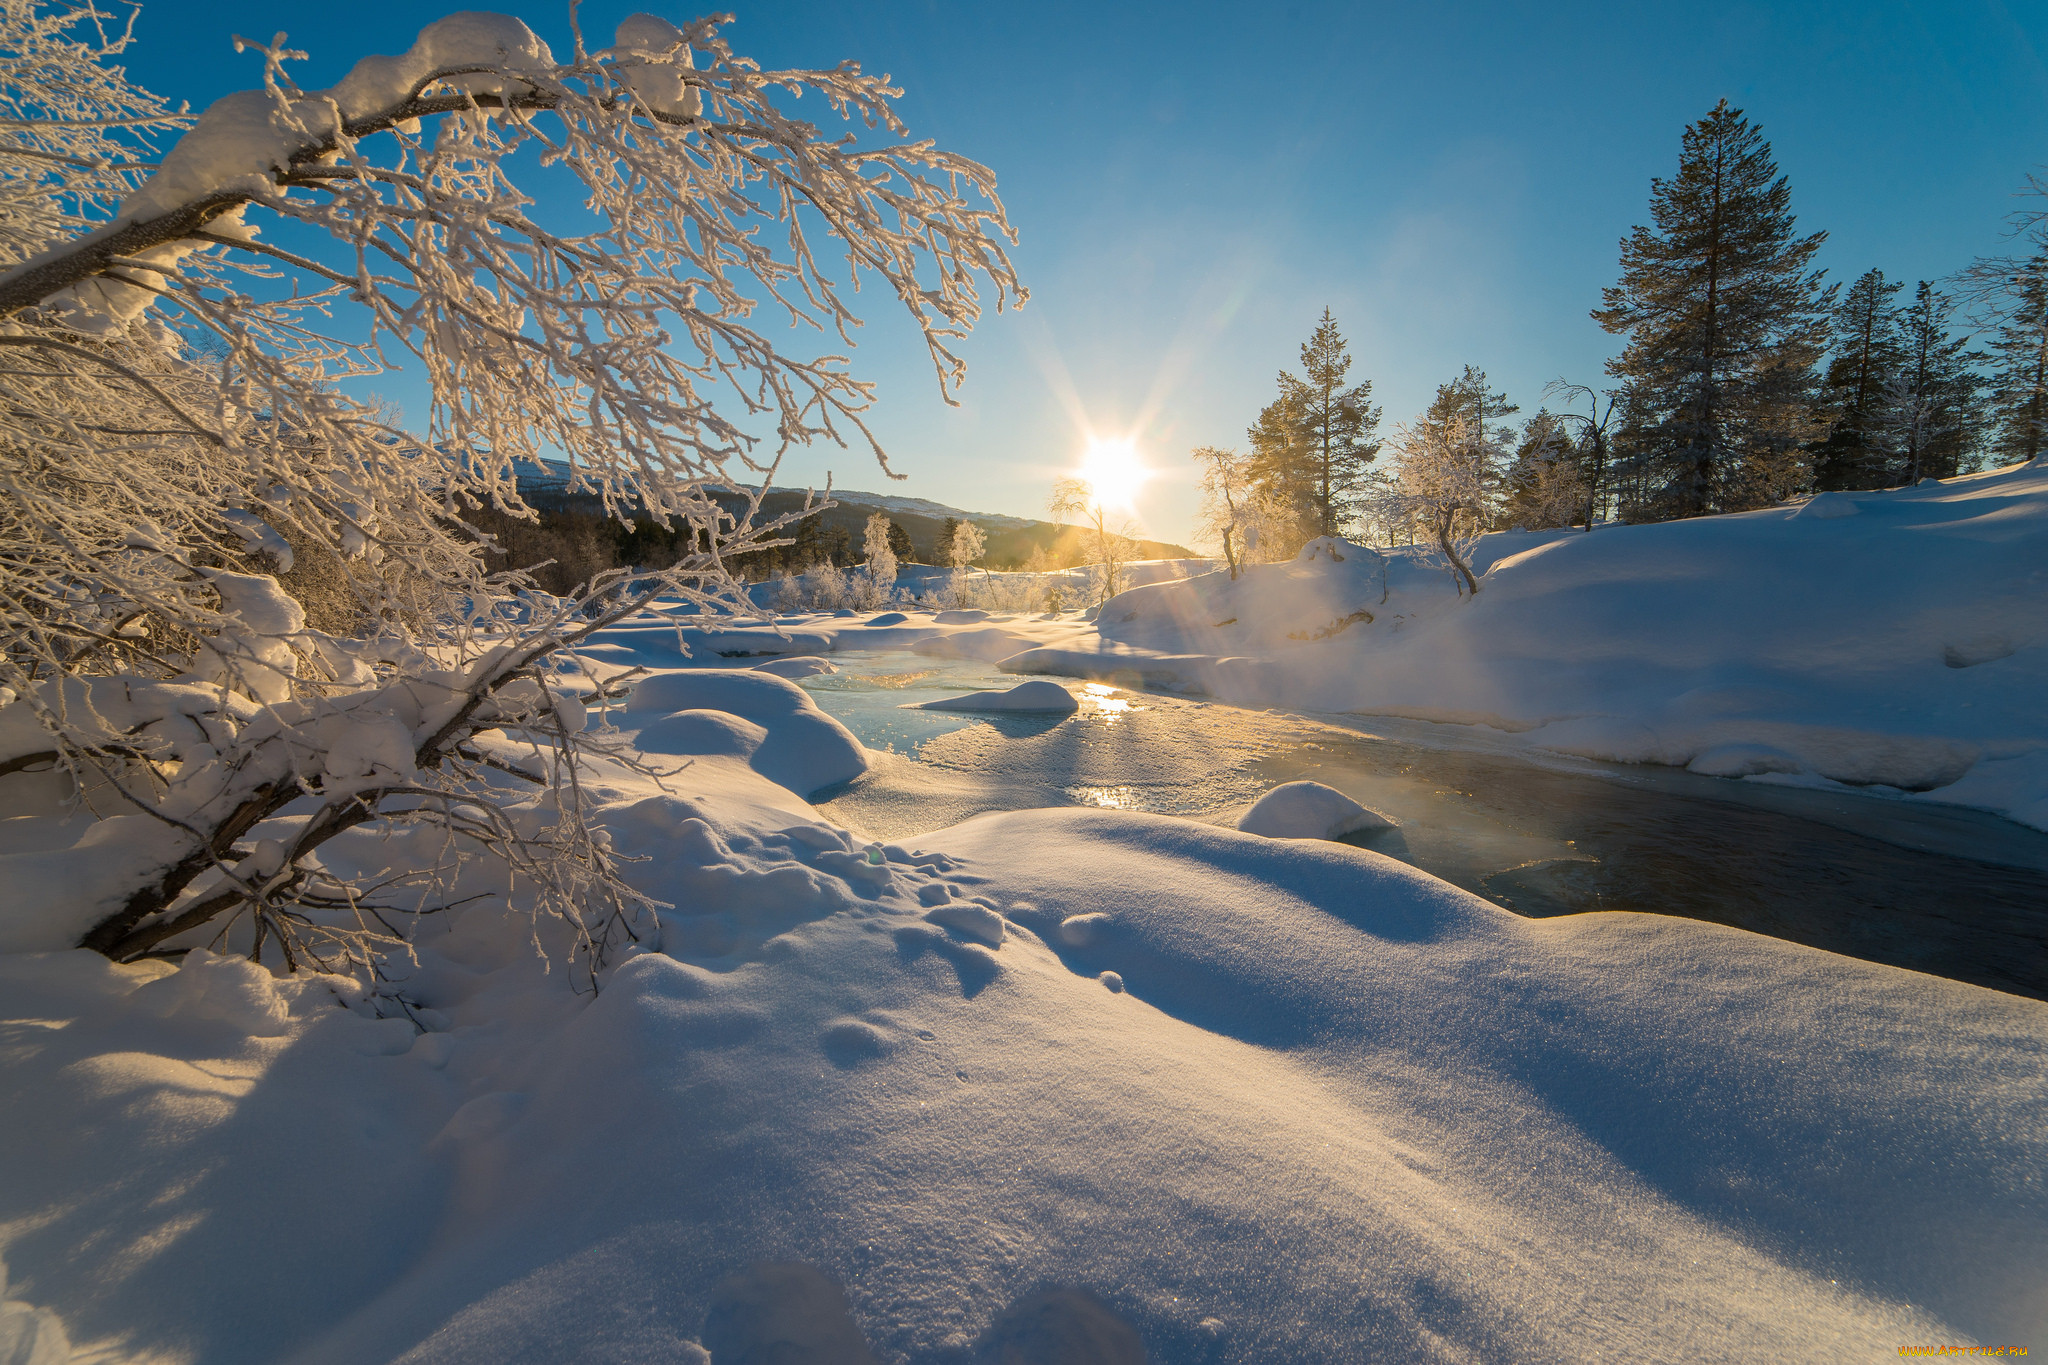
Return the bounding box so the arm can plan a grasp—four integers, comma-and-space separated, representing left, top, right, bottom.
911, 627, 1039, 662
906, 680, 1078, 714
1237, 780, 1396, 839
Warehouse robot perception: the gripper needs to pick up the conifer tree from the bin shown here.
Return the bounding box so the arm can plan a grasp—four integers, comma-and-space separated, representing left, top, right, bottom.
1433, 365, 1519, 457
1245, 310, 1381, 547
1964, 248, 2048, 463
1502, 410, 1585, 530
1877, 282, 1985, 482
1245, 385, 1315, 554
1813, 269, 1906, 489
1283, 308, 1383, 537
1594, 100, 1833, 517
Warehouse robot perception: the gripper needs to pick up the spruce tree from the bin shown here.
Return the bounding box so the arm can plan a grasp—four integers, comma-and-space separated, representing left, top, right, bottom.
1879, 282, 1985, 481
1594, 100, 1833, 517
1432, 365, 1519, 453
1245, 385, 1315, 554
1974, 250, 2048, 463
1813, 268, 1906, 489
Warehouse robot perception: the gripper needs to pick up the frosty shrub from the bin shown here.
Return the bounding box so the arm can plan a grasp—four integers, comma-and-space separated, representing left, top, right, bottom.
769, 563, 861, 613
1047, 477, 1142, 604
0, 2, 1021, 983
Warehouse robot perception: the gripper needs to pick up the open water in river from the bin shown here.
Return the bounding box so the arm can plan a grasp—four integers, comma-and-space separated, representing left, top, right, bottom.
797, 650, 2048, 1002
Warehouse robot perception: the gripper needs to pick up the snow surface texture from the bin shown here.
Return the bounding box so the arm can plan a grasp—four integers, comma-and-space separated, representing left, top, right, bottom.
1237, 780, 1396, 839
904, 680, 1079, 714
3, 608, 2045, 1363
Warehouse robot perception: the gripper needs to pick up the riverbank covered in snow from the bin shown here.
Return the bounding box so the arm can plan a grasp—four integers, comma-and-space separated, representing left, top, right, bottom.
654, 459, 2048, 832
1, 645, 2043, 1362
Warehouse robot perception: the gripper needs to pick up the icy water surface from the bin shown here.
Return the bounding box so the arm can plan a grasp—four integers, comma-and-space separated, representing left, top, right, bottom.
801, 651, 2048, 1002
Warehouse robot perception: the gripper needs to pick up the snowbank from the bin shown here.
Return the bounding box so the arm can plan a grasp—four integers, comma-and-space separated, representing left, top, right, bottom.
623, 669, 867, 795
1, 775, 2040, 1361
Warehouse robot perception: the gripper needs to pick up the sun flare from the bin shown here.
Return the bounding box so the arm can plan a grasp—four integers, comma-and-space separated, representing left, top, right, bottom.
1079, 436, 1150, 509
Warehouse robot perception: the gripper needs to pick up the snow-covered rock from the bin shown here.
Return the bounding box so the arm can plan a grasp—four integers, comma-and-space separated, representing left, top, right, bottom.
1236, 780, 1396, 840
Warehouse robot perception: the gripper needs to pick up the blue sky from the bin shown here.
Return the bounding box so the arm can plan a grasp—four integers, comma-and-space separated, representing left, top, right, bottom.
125, 0, 2048, 546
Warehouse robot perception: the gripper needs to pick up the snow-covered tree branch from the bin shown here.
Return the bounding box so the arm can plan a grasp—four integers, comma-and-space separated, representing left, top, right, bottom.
0, 1, 1024, 985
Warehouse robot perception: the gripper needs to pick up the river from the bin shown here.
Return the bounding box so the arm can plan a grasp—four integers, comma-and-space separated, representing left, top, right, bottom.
795, 650, 2048, 1001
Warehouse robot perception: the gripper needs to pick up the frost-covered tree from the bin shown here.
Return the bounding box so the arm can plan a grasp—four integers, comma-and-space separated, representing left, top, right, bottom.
0, 3, 1021, 979
1962, 247, 2048, 464
1376, 370, 1517, 592
949, 519, 986, 570
1813, 269, 1907, 490
1048, 475, 1140, 604
860, 513, 898, 606
1500, 410, 1586, 530
1873, 282, 1985, 482
1192, 445, 1294, 575
1380, 414, 1491, 597
1595, 100, 1832, 517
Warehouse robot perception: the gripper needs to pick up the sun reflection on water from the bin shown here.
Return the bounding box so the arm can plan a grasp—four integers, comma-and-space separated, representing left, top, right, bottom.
1068, 785, 1147, 810
1082, 683, 1133, 720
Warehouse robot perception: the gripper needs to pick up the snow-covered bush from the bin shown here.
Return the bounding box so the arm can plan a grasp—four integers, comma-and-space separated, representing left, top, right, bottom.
0, 2, 1021, 981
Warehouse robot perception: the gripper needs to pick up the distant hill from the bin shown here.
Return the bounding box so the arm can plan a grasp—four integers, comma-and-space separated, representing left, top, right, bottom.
779, 488, 1194, 567
509, 463, 1194, 567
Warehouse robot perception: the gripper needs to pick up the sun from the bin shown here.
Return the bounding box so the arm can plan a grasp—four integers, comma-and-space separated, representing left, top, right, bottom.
1079, 436, 1149, 510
